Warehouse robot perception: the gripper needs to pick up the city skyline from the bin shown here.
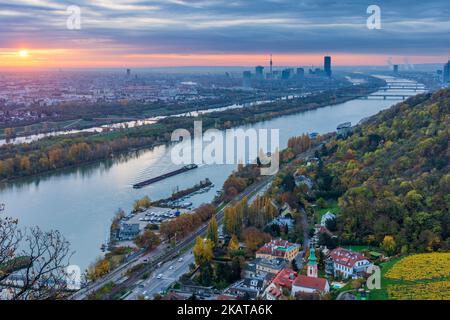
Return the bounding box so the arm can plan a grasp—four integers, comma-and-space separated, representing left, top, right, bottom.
1, 0, 449, 69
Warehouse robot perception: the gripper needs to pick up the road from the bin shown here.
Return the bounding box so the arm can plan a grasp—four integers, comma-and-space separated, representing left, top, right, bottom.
126, 250, 195, 300
70, 241, 171, 300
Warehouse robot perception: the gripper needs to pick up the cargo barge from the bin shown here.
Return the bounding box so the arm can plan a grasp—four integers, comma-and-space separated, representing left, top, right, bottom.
133, 164, 198, 189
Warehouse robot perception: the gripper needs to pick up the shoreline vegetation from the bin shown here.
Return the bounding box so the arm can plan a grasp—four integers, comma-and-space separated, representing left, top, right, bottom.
0, 76, 384, 182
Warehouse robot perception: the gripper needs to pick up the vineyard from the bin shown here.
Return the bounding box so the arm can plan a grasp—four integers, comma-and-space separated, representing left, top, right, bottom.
385, 253, 450, 281
388, 281, 450, 300
383, 253, 450, 300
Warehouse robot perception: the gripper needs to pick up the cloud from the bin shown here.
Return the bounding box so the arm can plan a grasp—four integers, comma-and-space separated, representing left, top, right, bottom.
0, 0, 448, 58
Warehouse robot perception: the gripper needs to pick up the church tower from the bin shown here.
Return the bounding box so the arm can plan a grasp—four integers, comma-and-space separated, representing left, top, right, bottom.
307, 247, 318, 278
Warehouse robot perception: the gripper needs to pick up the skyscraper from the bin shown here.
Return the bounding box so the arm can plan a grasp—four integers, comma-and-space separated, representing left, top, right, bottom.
324, 56, 332, 77
281, 69, 291, 80
126, 68, 131, 77
296, 67, 305, 78
242, 71, 252, 87
444, 61, 450, 83
393, 64, 399, 73
255, 66, 264, 79
269, 54, 273, 74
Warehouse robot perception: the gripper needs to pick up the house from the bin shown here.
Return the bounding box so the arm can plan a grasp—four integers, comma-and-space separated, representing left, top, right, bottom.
227, 275, 267, 300
256, 239, 299, 262
320, 211, 336, 227
326, 247, 373, 279
292, 275, 330, 296
116, 222, 140, 241
293, 173, 314, 190
255, 258, 287, 276
267, 216, 295, 232
244, 258, 287, 278
337, 122, 352, 138
262, 269, 297, 300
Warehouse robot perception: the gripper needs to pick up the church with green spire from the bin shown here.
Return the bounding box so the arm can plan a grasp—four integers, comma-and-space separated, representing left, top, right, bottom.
307, 247, 318, 278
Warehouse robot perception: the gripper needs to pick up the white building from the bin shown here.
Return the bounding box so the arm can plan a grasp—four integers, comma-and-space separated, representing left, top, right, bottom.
327, 247, 372, 279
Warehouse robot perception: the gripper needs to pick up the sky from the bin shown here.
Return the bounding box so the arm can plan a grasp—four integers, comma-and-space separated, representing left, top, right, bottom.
0, 0, 449, 68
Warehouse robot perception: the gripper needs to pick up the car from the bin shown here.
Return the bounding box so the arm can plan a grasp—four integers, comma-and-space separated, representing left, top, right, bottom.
156, 274, 163, 279
143, 258, 148, 263
169, 266, 174, 270
177, 258, 183, 262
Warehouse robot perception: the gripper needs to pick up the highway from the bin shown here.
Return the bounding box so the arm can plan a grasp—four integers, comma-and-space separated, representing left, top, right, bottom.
126, 249, 195, 300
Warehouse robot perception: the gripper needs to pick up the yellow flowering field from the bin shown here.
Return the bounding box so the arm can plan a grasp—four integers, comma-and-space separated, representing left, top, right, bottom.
388, 281, 450, 300
385, 253, 450, 281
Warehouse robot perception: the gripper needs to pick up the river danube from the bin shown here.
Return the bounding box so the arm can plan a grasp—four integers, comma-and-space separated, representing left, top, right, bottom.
0, 78, 424, 270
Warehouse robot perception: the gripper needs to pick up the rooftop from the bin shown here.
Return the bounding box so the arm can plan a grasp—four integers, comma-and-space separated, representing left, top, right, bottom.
293, 275, 328, 291
329, 247, 368, 268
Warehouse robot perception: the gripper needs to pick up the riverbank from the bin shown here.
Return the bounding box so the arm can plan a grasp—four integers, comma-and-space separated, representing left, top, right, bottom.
0, 77, 384, 182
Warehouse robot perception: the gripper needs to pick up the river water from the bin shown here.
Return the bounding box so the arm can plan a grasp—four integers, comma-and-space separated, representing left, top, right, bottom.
0, 77, 425, 270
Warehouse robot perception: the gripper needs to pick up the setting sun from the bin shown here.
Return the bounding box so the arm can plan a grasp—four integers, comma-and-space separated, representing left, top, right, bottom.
18, 50, 29, 57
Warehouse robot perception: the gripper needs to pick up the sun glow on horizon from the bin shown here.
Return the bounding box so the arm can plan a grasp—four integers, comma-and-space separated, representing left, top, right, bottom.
18, 50, 29, 57
0, 48, 447, 69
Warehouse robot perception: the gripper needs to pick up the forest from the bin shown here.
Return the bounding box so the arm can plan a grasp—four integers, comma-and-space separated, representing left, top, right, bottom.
315, 89, 449, 253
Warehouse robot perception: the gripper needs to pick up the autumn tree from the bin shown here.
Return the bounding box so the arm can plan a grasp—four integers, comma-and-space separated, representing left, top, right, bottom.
381, 235, 396, 256
193, 237, 213, 266
228, 234, 240, 255
242, 227, 271, 255
134, 230, 161, 251
223, 206, 238, 236
206, 216, 219, 247
87, 258, 110, 281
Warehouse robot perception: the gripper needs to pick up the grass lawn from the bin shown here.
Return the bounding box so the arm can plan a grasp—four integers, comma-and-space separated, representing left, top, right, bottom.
316, 200, 340, 224
342, 245, 379, 252
367, 257, 401, 300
